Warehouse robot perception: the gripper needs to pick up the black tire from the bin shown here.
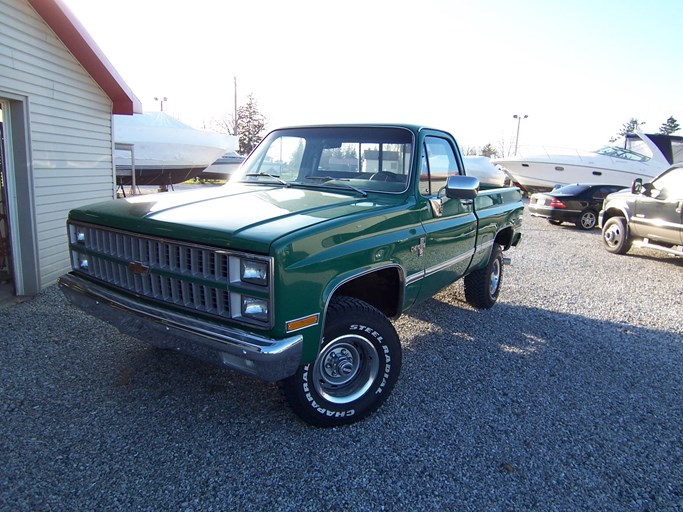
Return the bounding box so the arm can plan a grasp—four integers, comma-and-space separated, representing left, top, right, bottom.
464, 243, 503, 309
576, 210, 598, 230
278, 296, 402, 427
602, 216, 631, 254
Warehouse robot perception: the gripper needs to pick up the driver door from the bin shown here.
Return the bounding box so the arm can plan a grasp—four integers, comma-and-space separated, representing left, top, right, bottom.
632, 166, 683, 244
415, 134, 477, 302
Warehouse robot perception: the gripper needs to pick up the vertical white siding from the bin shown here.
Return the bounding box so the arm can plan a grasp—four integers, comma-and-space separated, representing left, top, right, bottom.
0, 0, 116, 288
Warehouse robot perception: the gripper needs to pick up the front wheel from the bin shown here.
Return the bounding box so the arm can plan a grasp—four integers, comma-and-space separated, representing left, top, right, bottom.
278, 296, 402, 427
464, 243, 504, 309
602, 216, 631, 254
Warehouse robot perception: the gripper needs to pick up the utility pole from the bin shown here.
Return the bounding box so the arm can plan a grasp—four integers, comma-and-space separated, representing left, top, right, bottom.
233, 77, 238, 136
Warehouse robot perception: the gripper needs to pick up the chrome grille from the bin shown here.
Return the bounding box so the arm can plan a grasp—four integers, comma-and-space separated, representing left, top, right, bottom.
69, 223, 235, 318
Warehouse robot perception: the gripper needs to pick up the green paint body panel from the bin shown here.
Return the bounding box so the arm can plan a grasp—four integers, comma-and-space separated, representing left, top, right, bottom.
63, 124, 523, 375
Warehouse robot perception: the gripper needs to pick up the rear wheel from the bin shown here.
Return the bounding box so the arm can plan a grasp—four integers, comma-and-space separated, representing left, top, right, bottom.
602, 216, 631, 254
464, 243, 503, 309
576, 210, 598, 230
278, 296, 402, 427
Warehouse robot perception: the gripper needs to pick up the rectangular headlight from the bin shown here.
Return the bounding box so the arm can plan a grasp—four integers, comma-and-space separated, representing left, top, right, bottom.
70, 224, 87, 245
240, 259, 268, 286
72, 253, 89, 272
241, 296, 269, 322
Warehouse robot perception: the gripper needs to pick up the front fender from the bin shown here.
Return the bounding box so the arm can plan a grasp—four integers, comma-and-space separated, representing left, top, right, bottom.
599, 202, 632, 229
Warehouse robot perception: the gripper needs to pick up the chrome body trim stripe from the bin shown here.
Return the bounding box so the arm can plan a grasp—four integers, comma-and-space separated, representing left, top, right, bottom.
405, 240, 492, 285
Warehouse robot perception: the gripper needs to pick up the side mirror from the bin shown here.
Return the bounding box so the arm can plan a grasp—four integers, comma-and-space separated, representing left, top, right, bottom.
445, 175, 480, 199
631, 178, 643, 195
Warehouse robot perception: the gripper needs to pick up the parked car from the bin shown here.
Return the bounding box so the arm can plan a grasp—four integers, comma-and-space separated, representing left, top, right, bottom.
599, 163, 683, 256
528, 183, 625, 230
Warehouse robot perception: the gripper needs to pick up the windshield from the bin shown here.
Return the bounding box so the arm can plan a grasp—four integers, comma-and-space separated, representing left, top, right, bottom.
232, 126, 414, 194
595, 146, 649, 162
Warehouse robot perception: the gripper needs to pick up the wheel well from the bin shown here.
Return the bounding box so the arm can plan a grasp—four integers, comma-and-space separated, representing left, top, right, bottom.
601, 207, 627, 224
494, 227, 514, 250
332, 267, 402, 319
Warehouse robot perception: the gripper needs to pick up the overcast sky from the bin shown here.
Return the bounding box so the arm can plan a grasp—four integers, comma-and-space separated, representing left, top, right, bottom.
62, 0, 683, 154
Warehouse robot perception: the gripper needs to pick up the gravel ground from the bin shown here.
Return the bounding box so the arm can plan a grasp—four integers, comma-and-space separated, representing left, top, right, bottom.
2, 211, 682, 511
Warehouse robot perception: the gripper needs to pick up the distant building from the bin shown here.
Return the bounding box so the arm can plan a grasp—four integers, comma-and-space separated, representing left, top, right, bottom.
0, 0, 140, 297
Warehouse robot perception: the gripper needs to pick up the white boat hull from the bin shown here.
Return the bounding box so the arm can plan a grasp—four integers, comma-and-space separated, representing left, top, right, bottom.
493, 132, 676, 192
496, 157, 665, 192
199, 152, 245, 181
462, 156, 508, 188
114, 112, 236, 186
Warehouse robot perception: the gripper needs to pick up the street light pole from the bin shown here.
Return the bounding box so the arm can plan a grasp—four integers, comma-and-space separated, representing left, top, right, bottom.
513, 114, 528, 155
154, 96, 168, 112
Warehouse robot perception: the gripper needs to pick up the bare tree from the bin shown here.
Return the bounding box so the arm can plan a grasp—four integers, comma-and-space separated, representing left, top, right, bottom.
497, 134, 515, 158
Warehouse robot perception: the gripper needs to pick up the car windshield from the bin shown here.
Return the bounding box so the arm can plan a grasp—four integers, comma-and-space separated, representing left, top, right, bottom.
232, 126, 414, 194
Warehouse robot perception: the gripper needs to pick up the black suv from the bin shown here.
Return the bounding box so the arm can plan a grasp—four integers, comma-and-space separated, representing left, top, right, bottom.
599, 163, 683, 256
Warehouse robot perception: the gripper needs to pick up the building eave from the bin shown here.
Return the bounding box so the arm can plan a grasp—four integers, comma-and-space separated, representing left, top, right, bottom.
25, 0, 142, 115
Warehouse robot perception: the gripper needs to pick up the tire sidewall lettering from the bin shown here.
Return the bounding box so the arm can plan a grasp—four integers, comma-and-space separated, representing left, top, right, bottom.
303, 324, 390, 418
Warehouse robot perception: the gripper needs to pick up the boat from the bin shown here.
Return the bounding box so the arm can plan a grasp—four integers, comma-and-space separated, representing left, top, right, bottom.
492, 132, 683, 193
113, 112, 236, 188
198, 151, 245, 181
462, 155, 509, 188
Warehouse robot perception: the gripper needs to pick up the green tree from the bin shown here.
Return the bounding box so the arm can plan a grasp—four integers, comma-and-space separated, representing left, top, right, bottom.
659, 116, 680, 135
235, 94, 267, 155
610, 118, 645, 142
480, 143, 498, 158
208, 93, 267, 154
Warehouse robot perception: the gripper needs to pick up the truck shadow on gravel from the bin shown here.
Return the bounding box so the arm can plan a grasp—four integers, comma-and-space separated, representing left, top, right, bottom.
90, 288, 683, 434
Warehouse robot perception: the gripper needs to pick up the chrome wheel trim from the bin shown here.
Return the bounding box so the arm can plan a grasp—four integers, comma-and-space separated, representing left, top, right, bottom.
312, 334, 380, 405
489, 258, 501, 296
604, 223, 622, 248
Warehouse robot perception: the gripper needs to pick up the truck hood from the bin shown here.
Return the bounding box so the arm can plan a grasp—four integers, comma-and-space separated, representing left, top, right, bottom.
604, 188, 636, 202
69, 184, 386, 254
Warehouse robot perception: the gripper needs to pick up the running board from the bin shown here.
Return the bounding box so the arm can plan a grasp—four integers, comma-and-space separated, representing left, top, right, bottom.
633, 239, 683, 257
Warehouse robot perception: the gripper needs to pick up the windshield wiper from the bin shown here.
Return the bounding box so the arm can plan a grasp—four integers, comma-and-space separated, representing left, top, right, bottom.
242, 172, 289, 186
302, 175, 368, 197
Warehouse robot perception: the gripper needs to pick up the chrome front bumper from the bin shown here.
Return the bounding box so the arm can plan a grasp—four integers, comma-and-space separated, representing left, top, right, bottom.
58, 273, 303, 381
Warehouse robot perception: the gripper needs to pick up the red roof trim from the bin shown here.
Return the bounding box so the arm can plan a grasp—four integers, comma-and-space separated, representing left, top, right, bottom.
26, 0, 142, 115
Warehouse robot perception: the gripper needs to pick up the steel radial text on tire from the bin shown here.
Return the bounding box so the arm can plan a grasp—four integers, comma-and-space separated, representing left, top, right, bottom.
278, 296, 402, 427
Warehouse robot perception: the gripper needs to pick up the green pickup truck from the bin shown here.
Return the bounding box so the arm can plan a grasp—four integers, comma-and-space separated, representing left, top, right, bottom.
59, 124, 523, 427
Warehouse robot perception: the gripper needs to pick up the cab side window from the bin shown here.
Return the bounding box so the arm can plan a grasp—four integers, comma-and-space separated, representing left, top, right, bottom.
420, 137, 461, 196
652, 167, 683, 199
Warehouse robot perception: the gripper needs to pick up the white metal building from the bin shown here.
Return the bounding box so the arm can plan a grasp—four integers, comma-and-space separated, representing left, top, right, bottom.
0, 0, 140, 298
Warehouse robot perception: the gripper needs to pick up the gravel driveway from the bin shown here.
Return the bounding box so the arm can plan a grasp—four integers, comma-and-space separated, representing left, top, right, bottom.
2, 211, 682, 511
